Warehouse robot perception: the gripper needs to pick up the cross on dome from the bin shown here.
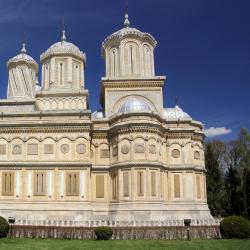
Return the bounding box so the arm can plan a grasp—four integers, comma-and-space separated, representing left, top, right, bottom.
61, 29, 66, 42
124, 3, 130, 27
21, 43, 27, 54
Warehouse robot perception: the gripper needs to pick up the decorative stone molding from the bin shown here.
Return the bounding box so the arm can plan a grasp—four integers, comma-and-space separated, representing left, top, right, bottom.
121, 144, 130, 154
0, 144, 6, 155
76, 144, 86, 154
100, 149, 110, 158
172, 149, 180, 158
12, 144, 22, 155
27, 143, 38, 155
61, 144, 70, 154
194, 151, 200, 160
134, 143, 145, 153
149, 144, 156, 154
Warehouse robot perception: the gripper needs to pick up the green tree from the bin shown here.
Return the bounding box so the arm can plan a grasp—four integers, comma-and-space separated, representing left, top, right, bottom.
205, 141, 225, 216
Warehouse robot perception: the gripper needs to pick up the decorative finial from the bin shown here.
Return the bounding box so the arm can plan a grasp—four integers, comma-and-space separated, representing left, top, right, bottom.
61, 29, 66, 42
21, 32, 27, 53
124, 2, 130, 27
21, 43, 27, 54
61, 17, 66, 42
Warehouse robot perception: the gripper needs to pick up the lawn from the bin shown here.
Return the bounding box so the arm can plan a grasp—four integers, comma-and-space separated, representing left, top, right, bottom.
0, 239, 249, 250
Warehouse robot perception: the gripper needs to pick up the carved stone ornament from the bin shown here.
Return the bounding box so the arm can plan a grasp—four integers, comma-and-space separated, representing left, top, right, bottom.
194, 151, 200, 160
61, 144, 70, 154
135, 143, 145, 153
27, 143, 38, 155
0, 144, 6, 155
12, 144, 22, 155
76, 144, 86, 154
149, 144, 156, 154
121, 144, 130, 154
172, 149, 180, 158
44, 144, 54, 154
100, 149, 110, 158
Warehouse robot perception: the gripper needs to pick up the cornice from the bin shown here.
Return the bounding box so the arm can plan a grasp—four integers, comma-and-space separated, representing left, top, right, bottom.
0, 125, 91, 134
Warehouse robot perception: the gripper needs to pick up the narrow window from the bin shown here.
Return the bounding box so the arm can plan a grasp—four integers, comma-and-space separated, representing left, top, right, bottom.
2, 172, 14, 196
151, 172, 156, 196
123, 172, 129, 197
60, 63, 63, 85
66, 172, 79, 196
33, 172, 46, 196
130, 46, 133, 74
96, 175, 104, 198
174, 174, 181, 198
112, 174, 118, 200
196, 175, 201, 199
137, 171, 144, 196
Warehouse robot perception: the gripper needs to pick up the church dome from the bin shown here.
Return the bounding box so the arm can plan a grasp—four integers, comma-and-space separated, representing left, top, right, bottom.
7, 43, 38, 71
40, 30, 86, 63
163, 105, 191, 120
102, 13, 157, 52
118, 98, 152, 113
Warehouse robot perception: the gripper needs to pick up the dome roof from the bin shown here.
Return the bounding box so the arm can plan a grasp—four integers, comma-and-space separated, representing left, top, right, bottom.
118, 98, 152, 113
7, 43, 38, 71
102, 13, 157, 51
163, 106, 191, 120
92, 110, 105, 119
40, 30, 86, 62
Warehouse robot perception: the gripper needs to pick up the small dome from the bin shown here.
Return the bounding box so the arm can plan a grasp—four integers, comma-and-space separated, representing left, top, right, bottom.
102, 13, 157, 53
40, 30, 86, 63
7, 43, 38, 71
118, 98, 152, 113
92, 110, 105, 119
163, 106, 191, 120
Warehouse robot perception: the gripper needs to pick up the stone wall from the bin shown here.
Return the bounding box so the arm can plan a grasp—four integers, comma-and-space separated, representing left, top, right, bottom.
9, 225, 220, 240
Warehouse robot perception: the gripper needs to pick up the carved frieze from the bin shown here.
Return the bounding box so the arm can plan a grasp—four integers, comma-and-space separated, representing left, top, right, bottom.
194, 151, 200, 160
172, 149, 180, 158
12, 144, 22, 155
135, 143, 145, 153
76, 144, 86, 154
0, 144, 6, 155
121, 144, 130, 154
44, 144, 54, 154
149, 144, 156, 154
61, 144, 70, 154
27, 143, 38, 155
100, 149, 110, 158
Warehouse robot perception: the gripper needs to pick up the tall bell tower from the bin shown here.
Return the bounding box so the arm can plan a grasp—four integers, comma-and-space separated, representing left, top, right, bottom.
101, 12, 166, 117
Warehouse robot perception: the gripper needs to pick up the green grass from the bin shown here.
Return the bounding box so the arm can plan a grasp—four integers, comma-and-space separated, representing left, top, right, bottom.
0, 239, 249, 250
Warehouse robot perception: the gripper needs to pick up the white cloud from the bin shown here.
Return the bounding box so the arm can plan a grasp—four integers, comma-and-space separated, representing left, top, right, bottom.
204, 127, 232, 138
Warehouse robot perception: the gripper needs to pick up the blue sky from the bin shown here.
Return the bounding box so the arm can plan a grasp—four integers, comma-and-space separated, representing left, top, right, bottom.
0, 0, 249, 140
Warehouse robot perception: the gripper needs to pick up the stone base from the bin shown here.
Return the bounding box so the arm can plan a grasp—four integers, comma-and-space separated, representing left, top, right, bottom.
9, 225, 221, 239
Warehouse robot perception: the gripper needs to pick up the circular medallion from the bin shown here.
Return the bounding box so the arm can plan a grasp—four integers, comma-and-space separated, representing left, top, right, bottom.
76, 144, 86, 154
121, 144, 130, 154
61, 144, 70, 154
149, 144, 156, 154
172, 149, 180, 158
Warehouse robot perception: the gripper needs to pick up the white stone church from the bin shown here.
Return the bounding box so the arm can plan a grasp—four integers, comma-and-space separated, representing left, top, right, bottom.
0, 13, 214, 227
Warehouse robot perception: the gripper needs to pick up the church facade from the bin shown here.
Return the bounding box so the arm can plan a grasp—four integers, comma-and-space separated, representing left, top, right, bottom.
0, 14, 214, 226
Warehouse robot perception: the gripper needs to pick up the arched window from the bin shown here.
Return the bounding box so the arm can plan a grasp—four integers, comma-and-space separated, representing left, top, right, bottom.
124, 42, 140, 76
110, 48, 117, 77
143, 44, 152, 76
